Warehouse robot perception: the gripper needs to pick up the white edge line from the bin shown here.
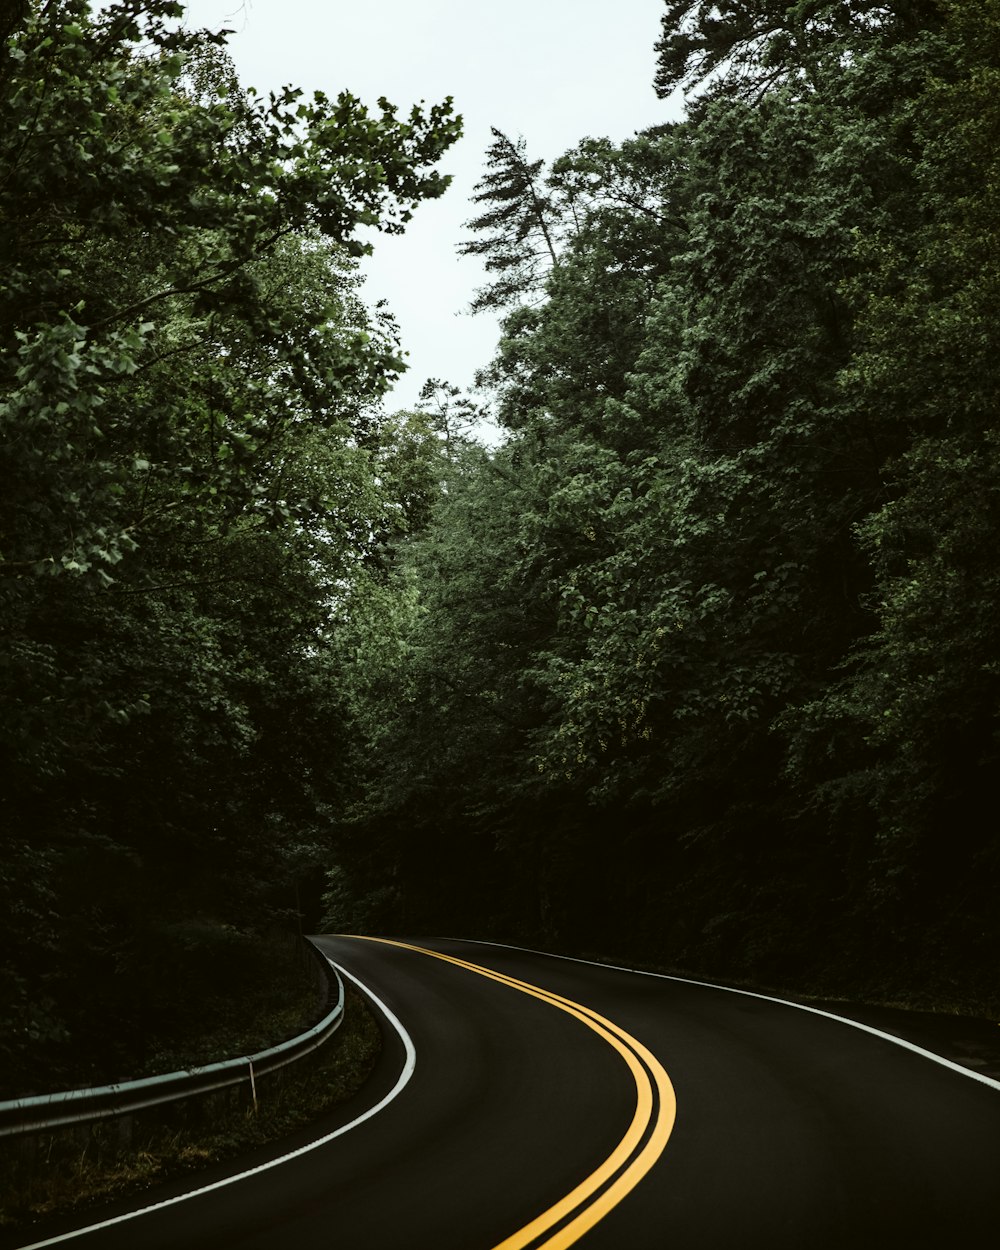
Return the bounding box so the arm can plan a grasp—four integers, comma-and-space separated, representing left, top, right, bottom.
457, 938, 1000, 1096
14, 960, 416, 1250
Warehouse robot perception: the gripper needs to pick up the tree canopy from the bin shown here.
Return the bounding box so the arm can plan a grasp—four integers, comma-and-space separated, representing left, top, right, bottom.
0, 0, 459, 1093
326, 0, 1000, 1009
6, 0, 1000, 1096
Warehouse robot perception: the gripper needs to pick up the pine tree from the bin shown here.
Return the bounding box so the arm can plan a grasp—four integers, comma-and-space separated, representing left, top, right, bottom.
460, 128, 560, 312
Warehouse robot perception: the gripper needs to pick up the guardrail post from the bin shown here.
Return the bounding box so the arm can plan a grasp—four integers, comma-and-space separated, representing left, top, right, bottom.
249, 1060, 258, 1115
0, 941, 344, 1185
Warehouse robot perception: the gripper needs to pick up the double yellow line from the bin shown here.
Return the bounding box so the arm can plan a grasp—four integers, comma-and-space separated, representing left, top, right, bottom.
358, 938, 676, 1249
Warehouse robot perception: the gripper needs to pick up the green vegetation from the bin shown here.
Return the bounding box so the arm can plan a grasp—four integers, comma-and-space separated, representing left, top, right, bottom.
323, 1, 1000, 1014
3, 0, 999, 1121
0, 0, 457, 1094
2, 927, 330, 1099
0, 987, 381, 1229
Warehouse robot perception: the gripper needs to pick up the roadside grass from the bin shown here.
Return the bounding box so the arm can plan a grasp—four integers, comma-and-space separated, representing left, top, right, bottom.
0, 985, 381, 1231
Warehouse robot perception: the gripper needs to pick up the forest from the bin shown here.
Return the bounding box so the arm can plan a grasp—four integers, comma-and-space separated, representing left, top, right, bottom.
2, 0, 999, 1097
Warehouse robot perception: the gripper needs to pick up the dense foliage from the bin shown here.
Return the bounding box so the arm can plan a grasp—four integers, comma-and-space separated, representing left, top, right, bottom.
5, 0, 999, 1099
0, 0, 458, 1093
328, 0, 1000, 1007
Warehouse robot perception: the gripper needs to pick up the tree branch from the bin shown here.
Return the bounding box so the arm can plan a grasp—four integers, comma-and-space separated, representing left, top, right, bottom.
87, 226, 295, 333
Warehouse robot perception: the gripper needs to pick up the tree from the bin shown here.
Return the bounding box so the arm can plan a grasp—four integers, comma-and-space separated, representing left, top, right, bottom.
469, 127, 689, 439
786, 0, 1000, 942
653, 0, 940, 101
0, 0, 460, 1090
459, 128, 562, 312
326, 0, 998, 1006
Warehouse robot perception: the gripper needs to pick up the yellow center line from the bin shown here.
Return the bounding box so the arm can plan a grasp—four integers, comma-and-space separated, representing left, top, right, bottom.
351, 937, 677, 1249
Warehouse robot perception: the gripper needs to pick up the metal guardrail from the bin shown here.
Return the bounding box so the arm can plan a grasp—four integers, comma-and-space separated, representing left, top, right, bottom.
0, 942, 344, 1140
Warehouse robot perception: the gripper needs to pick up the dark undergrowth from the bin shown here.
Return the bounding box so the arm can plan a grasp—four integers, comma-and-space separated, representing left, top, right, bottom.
0, 985, 381, 1231
3, 925, 328, 1100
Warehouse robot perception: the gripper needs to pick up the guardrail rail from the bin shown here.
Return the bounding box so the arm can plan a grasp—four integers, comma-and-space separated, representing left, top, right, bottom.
0, 940, 343, 1142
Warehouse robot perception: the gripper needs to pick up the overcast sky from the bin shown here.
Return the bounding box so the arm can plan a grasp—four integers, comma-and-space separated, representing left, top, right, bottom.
180, 1, 684, 413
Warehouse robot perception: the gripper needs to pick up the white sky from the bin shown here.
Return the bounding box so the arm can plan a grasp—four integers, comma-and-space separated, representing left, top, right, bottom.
180, 1, 684, 414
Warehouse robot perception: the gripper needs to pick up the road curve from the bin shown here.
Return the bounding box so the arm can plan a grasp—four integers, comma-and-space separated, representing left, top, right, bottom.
7, 936, 1000, 1249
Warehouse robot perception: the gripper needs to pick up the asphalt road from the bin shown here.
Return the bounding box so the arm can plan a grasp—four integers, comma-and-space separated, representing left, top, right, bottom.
9, 936, 1000, 1249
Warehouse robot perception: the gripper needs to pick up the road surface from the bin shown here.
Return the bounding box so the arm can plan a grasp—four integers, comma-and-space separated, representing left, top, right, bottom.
8, 935, 1000, 1249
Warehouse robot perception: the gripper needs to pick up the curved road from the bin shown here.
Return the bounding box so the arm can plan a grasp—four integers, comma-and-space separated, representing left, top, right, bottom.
8, 936, 1000, 1249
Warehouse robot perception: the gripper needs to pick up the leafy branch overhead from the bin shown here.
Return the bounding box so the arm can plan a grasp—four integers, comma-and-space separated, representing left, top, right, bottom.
652, 0, 942, 100
0, 0, 460, 584
0, 0, 459, 1091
